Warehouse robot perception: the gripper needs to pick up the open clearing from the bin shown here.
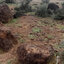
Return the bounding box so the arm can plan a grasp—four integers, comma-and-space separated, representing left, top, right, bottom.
0, 15, 64, 64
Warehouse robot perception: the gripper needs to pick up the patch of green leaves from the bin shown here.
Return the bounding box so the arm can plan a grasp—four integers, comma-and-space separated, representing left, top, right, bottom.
19, 38, 25, 43
44, 38, 48, 41
32, 27, 41, 33
7, 60, 12, 64
53, 41, 64, 52
28, 34, 35, 40
0, 62, 2, 64
59, 41, 64, 48
57, 24, 64, 30
47, 34, 54, 40
10, 19, 17, 23
16, 24, 22, 27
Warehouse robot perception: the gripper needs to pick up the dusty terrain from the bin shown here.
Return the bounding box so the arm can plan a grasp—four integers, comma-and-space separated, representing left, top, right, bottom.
0, 15, 64, 64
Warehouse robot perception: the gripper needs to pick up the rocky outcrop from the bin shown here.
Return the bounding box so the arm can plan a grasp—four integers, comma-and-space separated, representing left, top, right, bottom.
0, 26, 17, 52
17, 43, 54, 64
0, 3, 13, 23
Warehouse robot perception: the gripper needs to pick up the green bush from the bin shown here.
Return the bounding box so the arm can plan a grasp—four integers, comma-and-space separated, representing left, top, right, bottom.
14, 0, 32, 18
42, 0, 50, 4
0, 0, 5, 3
35, 0, 50, 17
60, 51, 64, 64
35, 2, 64, 20
53, 8, 64, 20
14, 10, 25, 18
52, 3, 64, 20
32, 27, 41, 33
62, 2, 64, 8
5, 0, 14, 3
35, 4, 49, 17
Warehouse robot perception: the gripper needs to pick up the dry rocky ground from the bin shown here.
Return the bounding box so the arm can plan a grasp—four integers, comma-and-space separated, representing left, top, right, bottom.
0, 15, 64, 64
0, 3, 64, 64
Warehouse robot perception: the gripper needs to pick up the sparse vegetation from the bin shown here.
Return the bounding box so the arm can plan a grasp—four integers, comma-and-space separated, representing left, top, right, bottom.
61, 51, 64, 60
0, 0, 64, 64
53, 8, 64, 20
42, 0, 50, 4
5, 0, 14, 3
19, 38, 25, 43
56, 24, 64, 30
32, 27, 41, 33
60, 51, 64, 64
35, 4, 49, 17
44, 38, 48, 42
59, 41, 64, 48
7, 60, 12, 64
10, 19, 17, 23
28, 34, 35, 40
16, 24, 22, 27
14, 0, 32, 18
47, 34, 54, 40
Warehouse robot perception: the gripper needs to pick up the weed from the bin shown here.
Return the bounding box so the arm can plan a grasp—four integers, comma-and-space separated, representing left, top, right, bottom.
37, 21, 44, 26
28, 34, 35, 40
16, 24, 22, 27
19, 38, 25, 43
7, 58, 17, 64
10, 19, 17, 23
0, 62, 2, 64
14, 0, 32, 18
26, 12, 35, 16
61, 51, 64, 60
0, 49, 4, 54
54, 42, 64, 64
32, 27, 41, 33
18, 34, 24, 37
47, 34, 54, 40
59, 41, 64, 48
53, 8, 64, 20
7, 60, 12, 64
35, 4, 48, 17
53, 44, 60, 52
57, 24, 64, 30
53, 41, 64, 54
44, 38, 48, 41
5, 0, 14, 3
60, 51, 64, 64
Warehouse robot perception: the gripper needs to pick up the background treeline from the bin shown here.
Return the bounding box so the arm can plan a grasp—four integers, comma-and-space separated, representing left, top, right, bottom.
0, 0, 64, 20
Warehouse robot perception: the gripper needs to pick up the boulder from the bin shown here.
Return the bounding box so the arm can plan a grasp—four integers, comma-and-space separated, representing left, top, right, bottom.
17, 43, 54, 64
0, 3, 13, 23
0, 26, 17, 52
47, 3, 59, 11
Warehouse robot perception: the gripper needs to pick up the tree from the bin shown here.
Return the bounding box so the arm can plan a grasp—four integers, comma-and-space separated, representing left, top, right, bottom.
14, 0, 32, 18
5, 0, 14, 3
42, 0, 50, 3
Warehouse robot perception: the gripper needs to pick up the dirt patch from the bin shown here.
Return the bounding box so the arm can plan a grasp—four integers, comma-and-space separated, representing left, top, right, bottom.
6, 16, 63, 45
